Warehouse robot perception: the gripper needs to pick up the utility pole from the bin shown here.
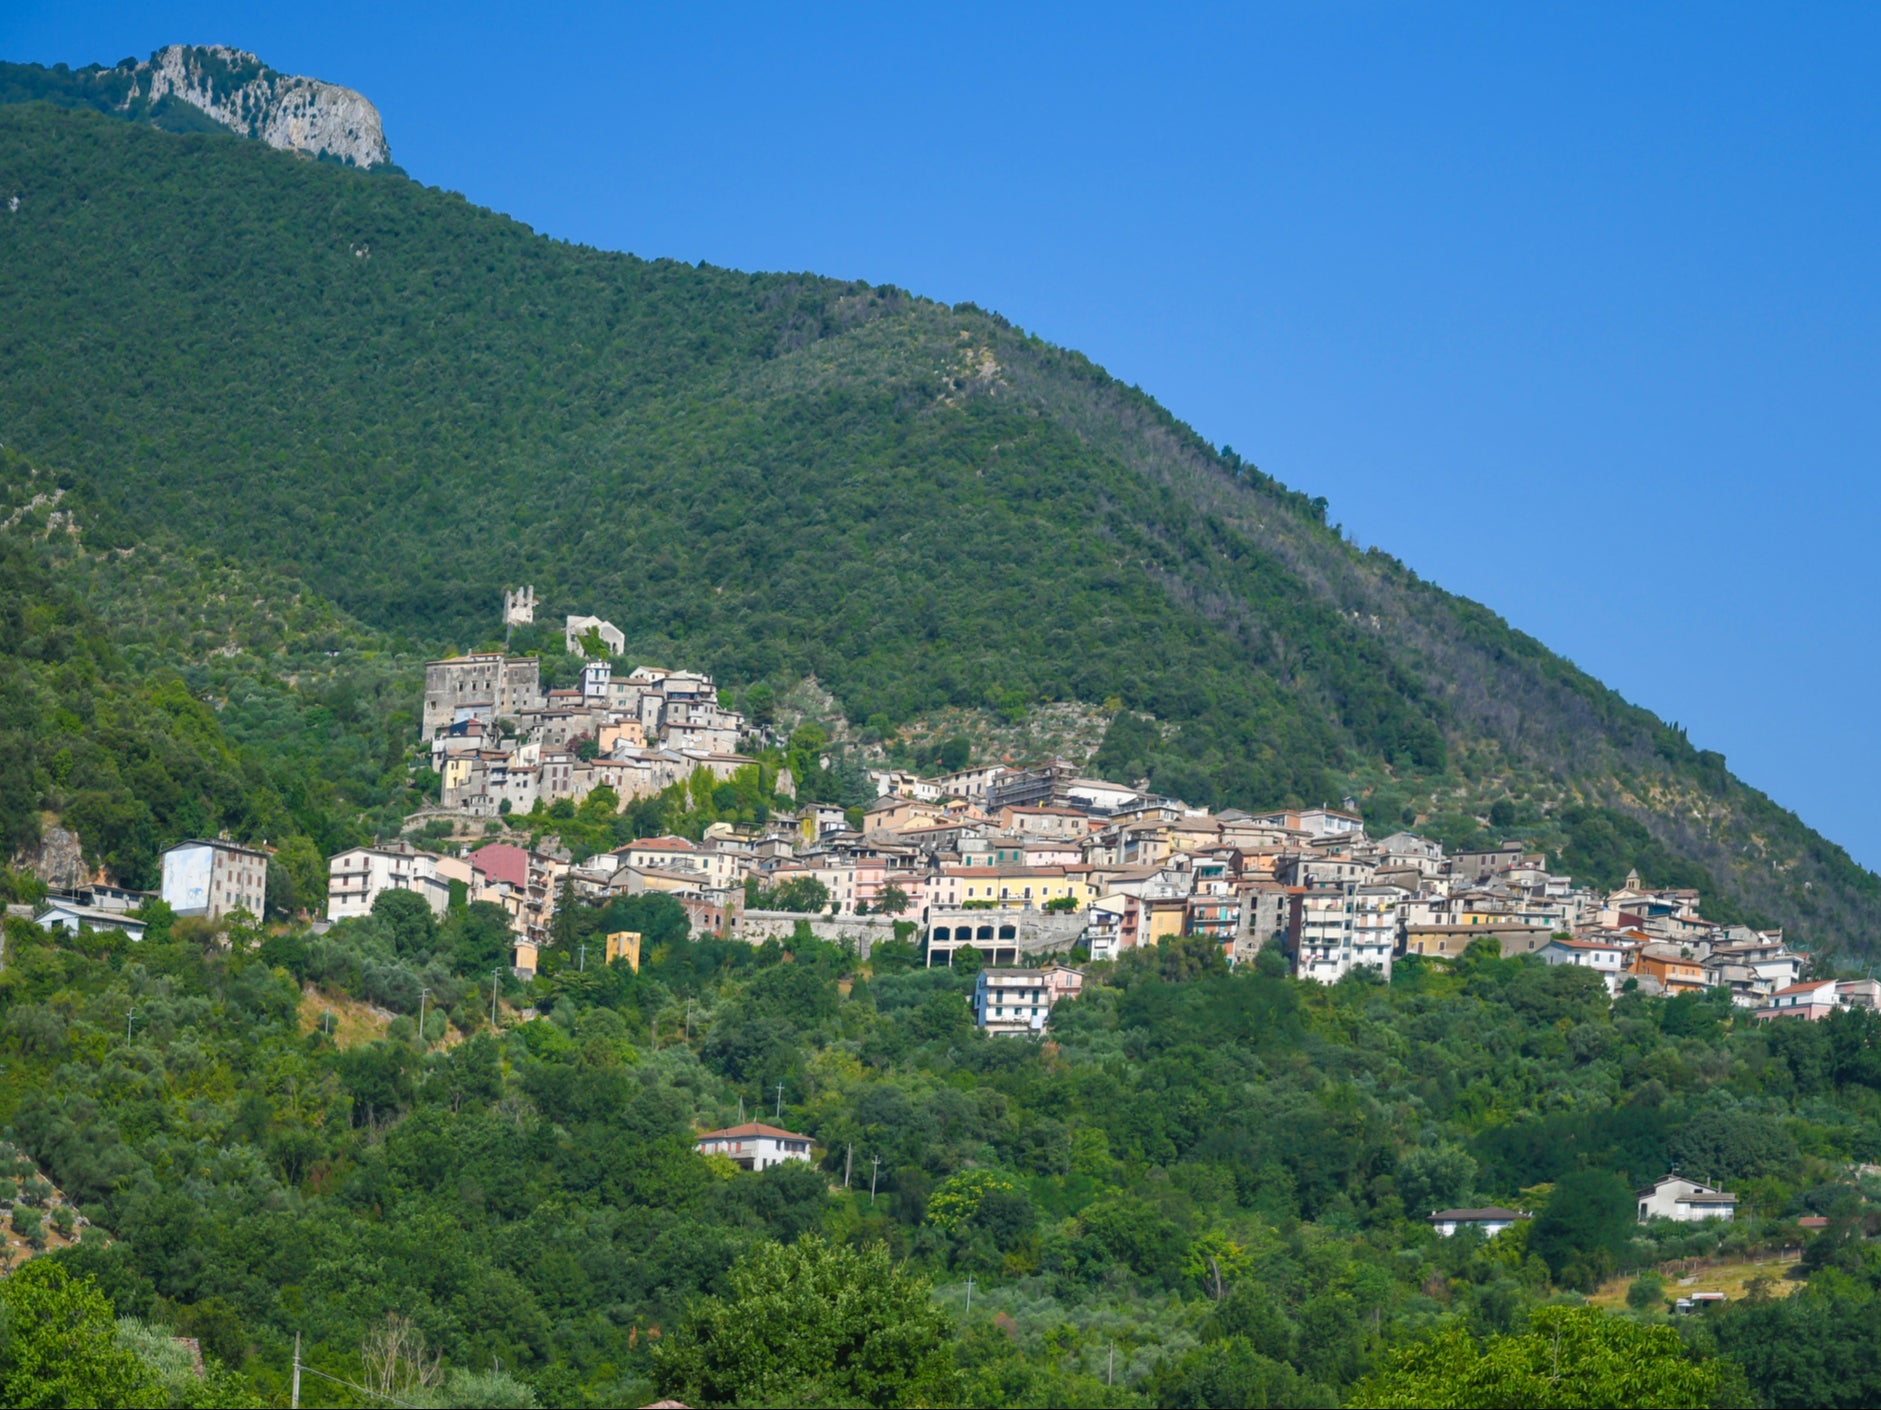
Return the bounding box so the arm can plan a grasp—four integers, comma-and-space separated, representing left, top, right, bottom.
870, 1155, 881, 1204
774, 1081, 784, 1119
417, 988, 430, 1048
844, 1143, 853, 1189
1108, 1344, 1115, 1386
578, 940, 587, 972
965, 1276, 974, 1314
125, 1006, 135, 1043
491, 969, 501, 1028
291, 1331, 301, 1409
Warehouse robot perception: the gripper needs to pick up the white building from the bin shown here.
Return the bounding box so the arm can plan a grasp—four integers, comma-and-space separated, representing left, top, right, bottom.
1084, 903, 1123, 963
1064, 778, 1143, 813
160, 839, 270, 921
694, 1122, 814, 1171
1538, 935, 1630, 994
1290, 883, 1395, 984
33, 900, 147, 941
973, 966, 1079, 1035
1299, 806, 1365, 839
564, 614, 626, 657
1637, 1174, 1736, 1223
326, 844, 470, 921
1428, 1207, 1529, 1237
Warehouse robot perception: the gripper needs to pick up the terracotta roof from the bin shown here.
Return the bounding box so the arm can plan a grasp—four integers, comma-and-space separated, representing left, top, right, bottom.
696, 1122, 811, 1142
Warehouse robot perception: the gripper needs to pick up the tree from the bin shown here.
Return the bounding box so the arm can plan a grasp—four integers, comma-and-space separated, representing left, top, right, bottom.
1528, 1170, 1634, 1289
1154, 1337, 1321, 1409
652, 1235, 959, 1407
875, 884, 910, 916
446, 900, 516, 975
1347, 1307, 1724, 1408
0, 1260, 155, 1407
1626, 1271, 1666, 1311
925, 1169, 1018, 1234
753, 875, 831, 914
1713, 1286, 1881, 1407
372, 886, 439, 959
742, 684, 776, 728
1130, 931, 1229, 982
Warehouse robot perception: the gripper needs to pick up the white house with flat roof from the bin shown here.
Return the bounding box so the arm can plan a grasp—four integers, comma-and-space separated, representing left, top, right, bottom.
972, 967, 1080, 1035
1428, 1207, 1529, 1237
693, 1123, 813, 1171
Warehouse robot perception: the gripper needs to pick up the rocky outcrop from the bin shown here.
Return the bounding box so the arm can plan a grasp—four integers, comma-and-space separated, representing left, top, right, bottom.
130, 45, 389, 168
12, 823, 86, 890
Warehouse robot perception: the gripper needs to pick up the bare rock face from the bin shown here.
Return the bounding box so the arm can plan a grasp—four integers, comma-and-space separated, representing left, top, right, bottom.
14, 823, 86, 890
132, 45, 389, 169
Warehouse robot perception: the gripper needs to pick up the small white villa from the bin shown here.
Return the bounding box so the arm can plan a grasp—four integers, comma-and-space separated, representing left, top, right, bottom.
1428, 1206, 1529, 1237
693, 1122, 813, 1172
1637, 1173, 1737, 1223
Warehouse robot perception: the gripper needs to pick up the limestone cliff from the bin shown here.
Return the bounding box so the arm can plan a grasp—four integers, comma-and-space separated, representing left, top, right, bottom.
128, 45, 388, 168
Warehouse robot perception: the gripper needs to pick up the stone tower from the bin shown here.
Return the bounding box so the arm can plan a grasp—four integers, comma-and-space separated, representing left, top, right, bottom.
503, 585, 536, 627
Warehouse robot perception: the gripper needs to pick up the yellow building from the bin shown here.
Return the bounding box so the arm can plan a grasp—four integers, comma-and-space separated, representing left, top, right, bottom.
942, 866, 1100, 909
606, 930, 642, 972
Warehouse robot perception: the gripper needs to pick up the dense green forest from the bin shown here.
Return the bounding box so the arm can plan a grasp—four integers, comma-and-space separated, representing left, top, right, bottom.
0, 97, 1877, 954
4, 895, 1881, 1405
0, 447, 423, 909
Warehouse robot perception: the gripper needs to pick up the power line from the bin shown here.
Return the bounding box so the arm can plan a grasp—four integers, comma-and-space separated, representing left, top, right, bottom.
300, 1364, 424, 1407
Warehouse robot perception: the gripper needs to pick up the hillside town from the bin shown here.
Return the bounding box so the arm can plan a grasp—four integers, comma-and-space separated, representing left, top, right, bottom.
348, 603, 1858, 1030
28, 600, 1868, 1039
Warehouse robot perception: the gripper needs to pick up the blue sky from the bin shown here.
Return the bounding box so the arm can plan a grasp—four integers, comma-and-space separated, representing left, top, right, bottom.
7, 4, 1879, 868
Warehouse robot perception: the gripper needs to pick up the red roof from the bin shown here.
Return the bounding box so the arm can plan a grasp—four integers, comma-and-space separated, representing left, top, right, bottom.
467, 842, 528, 889
696, 1122, 811, 1142
631, 836, 698, 853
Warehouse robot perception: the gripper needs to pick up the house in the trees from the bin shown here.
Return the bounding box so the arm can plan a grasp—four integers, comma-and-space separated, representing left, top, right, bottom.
160, 839, 270, 921
33, 899, 147, 941
1637, 1174, 1737, 1223
1428, 1207, 1529, 1237
694, 1123, 814, 1171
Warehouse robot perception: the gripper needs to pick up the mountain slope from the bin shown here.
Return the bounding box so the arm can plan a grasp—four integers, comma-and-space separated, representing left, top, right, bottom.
0, 99, 1875, 951
0, 45, 389, 166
